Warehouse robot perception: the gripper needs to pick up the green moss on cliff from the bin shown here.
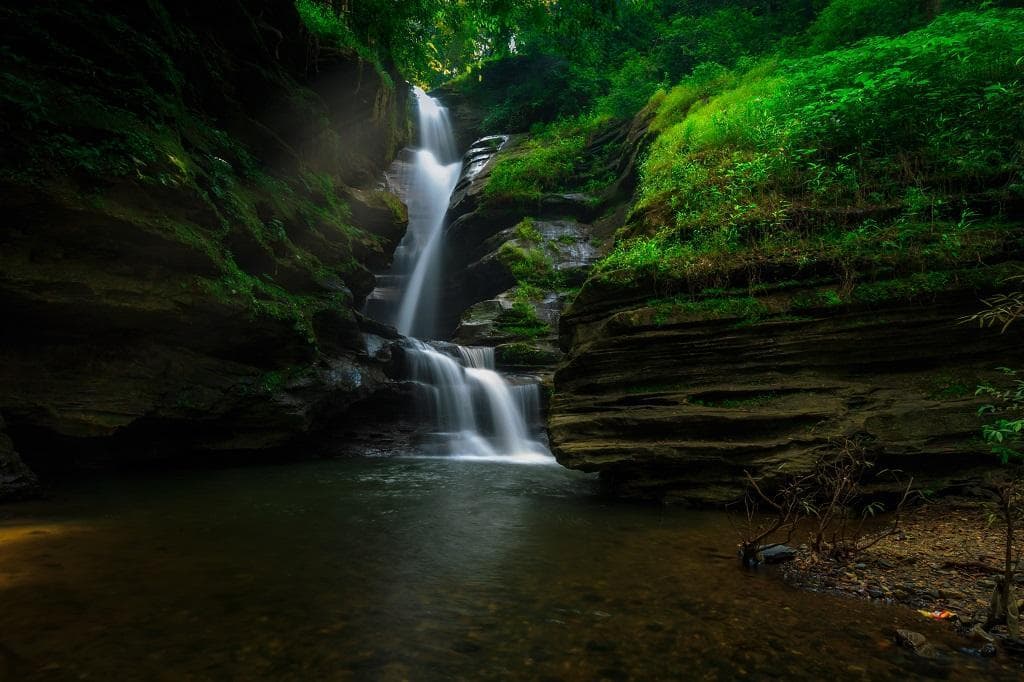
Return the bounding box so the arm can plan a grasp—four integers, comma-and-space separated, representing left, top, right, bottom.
1, 1, 407, 353
494, 302, 550, 340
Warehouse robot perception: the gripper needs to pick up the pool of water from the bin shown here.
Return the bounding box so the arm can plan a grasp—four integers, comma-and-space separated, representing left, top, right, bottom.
0, 456, 1016, 681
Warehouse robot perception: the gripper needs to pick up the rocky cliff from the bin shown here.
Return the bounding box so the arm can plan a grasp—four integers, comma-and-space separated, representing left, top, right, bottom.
435, 113, 650, 374
0, 0, 413, 497
550, 267, 1024, 504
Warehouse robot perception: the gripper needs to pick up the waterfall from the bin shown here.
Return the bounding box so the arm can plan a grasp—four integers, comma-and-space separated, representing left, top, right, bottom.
366, 87, 552, 464
406, 340, 550, 462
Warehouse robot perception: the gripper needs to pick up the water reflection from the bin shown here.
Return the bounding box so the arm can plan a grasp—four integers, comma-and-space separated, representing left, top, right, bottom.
0, 459, 1018, 681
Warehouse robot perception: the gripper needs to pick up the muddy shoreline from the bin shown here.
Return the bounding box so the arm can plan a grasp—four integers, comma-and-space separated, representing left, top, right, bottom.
777, 496, 1021, 659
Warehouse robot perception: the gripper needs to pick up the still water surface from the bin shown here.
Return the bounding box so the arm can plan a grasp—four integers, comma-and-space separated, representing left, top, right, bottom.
0, 457, 1016, 681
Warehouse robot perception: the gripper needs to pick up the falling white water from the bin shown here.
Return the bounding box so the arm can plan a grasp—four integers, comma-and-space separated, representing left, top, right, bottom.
365, 87, 552, 464
365, 87, 461, 339
406, 340, 551, 462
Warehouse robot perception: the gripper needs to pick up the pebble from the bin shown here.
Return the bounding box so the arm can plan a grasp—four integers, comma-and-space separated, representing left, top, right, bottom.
894, 629, 940, 659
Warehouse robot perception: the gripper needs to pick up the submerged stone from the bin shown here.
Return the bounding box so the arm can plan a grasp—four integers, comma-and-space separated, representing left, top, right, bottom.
895, 629, 940, 659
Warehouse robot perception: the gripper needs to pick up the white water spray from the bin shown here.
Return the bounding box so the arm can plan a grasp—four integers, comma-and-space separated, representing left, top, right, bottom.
365, 87, 552, 463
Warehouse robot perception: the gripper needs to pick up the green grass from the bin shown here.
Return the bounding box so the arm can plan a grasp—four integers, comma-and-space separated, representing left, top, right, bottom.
483, 114, 616, 205
650, 296, 769, 325
593, 9, 1024, 288
514, 217, 542, 243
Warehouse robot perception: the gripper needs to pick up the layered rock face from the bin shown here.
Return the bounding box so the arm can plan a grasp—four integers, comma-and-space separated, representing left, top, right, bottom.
438, 135, 608, 373
0, 0, 413, 496
550, 274, 1024, 504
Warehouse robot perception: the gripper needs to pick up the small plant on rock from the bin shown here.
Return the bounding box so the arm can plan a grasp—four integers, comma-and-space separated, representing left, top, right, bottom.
804, 439, 916, 561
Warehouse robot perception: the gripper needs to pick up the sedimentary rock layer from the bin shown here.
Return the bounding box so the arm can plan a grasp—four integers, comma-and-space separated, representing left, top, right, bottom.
551, 279, 1024, 504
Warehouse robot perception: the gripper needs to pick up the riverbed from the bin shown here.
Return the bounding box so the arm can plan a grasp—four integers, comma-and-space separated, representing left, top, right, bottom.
0, 457, 1016, 680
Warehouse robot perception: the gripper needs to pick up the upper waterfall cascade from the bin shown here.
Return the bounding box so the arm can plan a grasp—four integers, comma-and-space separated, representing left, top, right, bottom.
365, 87, 552, 462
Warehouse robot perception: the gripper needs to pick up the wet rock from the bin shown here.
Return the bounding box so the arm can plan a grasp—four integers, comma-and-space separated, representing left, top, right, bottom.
959, 644, 997, 658
451, 641, 482, 654
895, 629, 940, 659
758, 545, 798, 564
447, 135, 509, 218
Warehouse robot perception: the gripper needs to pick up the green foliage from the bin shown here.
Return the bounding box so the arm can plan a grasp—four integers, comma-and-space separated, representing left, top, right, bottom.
849, 272, 955, 304
655, 6, 779, 82
594, 50, 664, 119
978, 368, 1024, 463
649, 295, 769, 325
296, 0, 392, 85
513, 217, 542, 242
601, 9, 1024, 286
484, 117, 603, 202
928, 374, 974, 400
497, 241, 561, 289
805, 0, 1014, 51
295, 0, 554, 86
453, 53, 606, 132
511, 282, 546, 302
965, 273, 1024, 332
807, 0, 929, 51
494, 301, 550, 339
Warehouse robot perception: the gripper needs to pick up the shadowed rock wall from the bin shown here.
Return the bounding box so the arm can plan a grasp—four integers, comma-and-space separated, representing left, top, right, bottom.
550, 274, 1024, 504
0, 0, 414, 496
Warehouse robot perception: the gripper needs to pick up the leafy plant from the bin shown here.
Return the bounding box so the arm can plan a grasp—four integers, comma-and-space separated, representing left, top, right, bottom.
977, 368, 1024, 464
965, 275, 1024, 333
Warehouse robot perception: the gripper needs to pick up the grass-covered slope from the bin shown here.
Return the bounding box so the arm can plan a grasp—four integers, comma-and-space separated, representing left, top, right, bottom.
598, 10, 1023, 292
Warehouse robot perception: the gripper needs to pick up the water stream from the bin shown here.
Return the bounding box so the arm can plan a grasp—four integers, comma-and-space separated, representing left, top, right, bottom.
366, 87, 549, 461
